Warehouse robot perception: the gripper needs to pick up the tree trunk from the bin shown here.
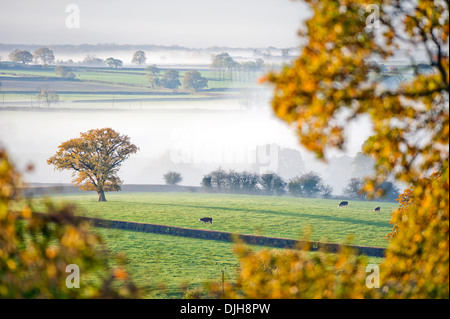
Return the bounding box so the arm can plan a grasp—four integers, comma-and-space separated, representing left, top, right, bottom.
97, 190, 107, 202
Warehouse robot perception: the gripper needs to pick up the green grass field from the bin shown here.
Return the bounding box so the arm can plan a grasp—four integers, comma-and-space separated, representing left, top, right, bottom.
0, 66, 260, 93
0, 92, 208, 103
95, 227, 242, 298
21, 192, 394, 298
0, 64, 270, 111
35, 192, 396, 248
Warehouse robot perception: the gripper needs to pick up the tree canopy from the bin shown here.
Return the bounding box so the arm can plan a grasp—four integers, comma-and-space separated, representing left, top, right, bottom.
55, 66, 75, 79
163, 171, 183, 185
36, 89, 59, 107
105, 57, 123, 68
47, 128, 139, 201
211, 52, 239, 81
9, 49, 33, 64
0, 149, 140, 298
265, 0, 448, 189
146, 65, 162, 89
146, 65, 160, 75
82, 55, 104, 66
201, 169, 260, 194
288, 171, 331, 198
217, 0, 449, 299
343, 177, 365, 199
182, 70, 208, 91
33, 47, 55, 66
160, 69, 181, 89
259, 172, 286, 196
132, 50, 147, 65
211, 52, 235, 71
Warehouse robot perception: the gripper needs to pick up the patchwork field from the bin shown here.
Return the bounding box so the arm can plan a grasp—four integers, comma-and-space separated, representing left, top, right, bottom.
0, 65, 263, 109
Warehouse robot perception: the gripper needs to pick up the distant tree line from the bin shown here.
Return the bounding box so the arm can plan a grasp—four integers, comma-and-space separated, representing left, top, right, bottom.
343, 177, 400, 202
105, 57, 123, 69
146, 67, 208, 92
287, 171, 333, 198
210, 52, 266, 82
6, 48, 132, 69
200, 168, 333, 198
200, 168, 400, 201
7, 47, 56, 66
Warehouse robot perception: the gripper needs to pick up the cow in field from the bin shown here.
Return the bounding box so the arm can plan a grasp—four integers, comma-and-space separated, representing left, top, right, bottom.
198, 217, 213, 224
338, 201, 349, 208
373, 207, 381, 212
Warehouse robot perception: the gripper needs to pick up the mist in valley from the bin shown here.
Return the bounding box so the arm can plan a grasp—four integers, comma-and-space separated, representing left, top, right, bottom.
0, 94, 375, 195
0, 0, 387, 196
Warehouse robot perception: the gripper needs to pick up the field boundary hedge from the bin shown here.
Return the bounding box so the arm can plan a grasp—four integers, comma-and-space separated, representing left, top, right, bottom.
71, 215, 386, 257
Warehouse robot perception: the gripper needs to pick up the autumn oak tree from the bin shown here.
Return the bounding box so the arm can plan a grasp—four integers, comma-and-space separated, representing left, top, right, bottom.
1, 149, 140, 298
47, 128, 139, 201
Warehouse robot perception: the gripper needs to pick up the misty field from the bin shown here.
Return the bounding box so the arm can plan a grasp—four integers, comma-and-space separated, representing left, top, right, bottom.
0, 66, 260, 107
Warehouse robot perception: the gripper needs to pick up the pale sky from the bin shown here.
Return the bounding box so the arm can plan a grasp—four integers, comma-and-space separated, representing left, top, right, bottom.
0, 0, 310, 48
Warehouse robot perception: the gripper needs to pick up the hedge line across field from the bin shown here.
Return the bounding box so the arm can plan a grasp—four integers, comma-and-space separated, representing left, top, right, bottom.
71, 215, 386, 258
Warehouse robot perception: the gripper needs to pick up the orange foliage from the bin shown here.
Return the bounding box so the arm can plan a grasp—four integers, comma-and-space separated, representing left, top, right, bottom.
47, 128, 138, 201
212, 0, 449, 299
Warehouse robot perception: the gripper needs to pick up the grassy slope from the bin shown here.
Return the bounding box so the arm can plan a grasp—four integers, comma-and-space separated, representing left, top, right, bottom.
30, 192, 396, 248
23, 192, 390, 298
96, 227, 382, 299
95, 227, 242, 298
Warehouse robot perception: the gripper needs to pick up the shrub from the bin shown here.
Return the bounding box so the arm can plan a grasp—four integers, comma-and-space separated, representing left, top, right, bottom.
163, 171, 182, 185
55, 65, 75, 79
260, 173, 286, 196
288, 172, 327, 198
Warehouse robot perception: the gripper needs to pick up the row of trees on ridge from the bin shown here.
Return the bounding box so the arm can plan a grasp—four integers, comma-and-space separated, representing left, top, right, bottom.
199, 168, 399, 200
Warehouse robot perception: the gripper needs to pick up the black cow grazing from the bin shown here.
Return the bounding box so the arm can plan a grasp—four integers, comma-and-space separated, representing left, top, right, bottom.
373, 207, 381, 212
338, 201, 349, 208
198, 217, 213, 224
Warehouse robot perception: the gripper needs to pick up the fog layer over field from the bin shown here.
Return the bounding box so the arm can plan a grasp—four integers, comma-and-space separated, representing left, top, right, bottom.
0, 99, 373, 194
0, 47, 287, 67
